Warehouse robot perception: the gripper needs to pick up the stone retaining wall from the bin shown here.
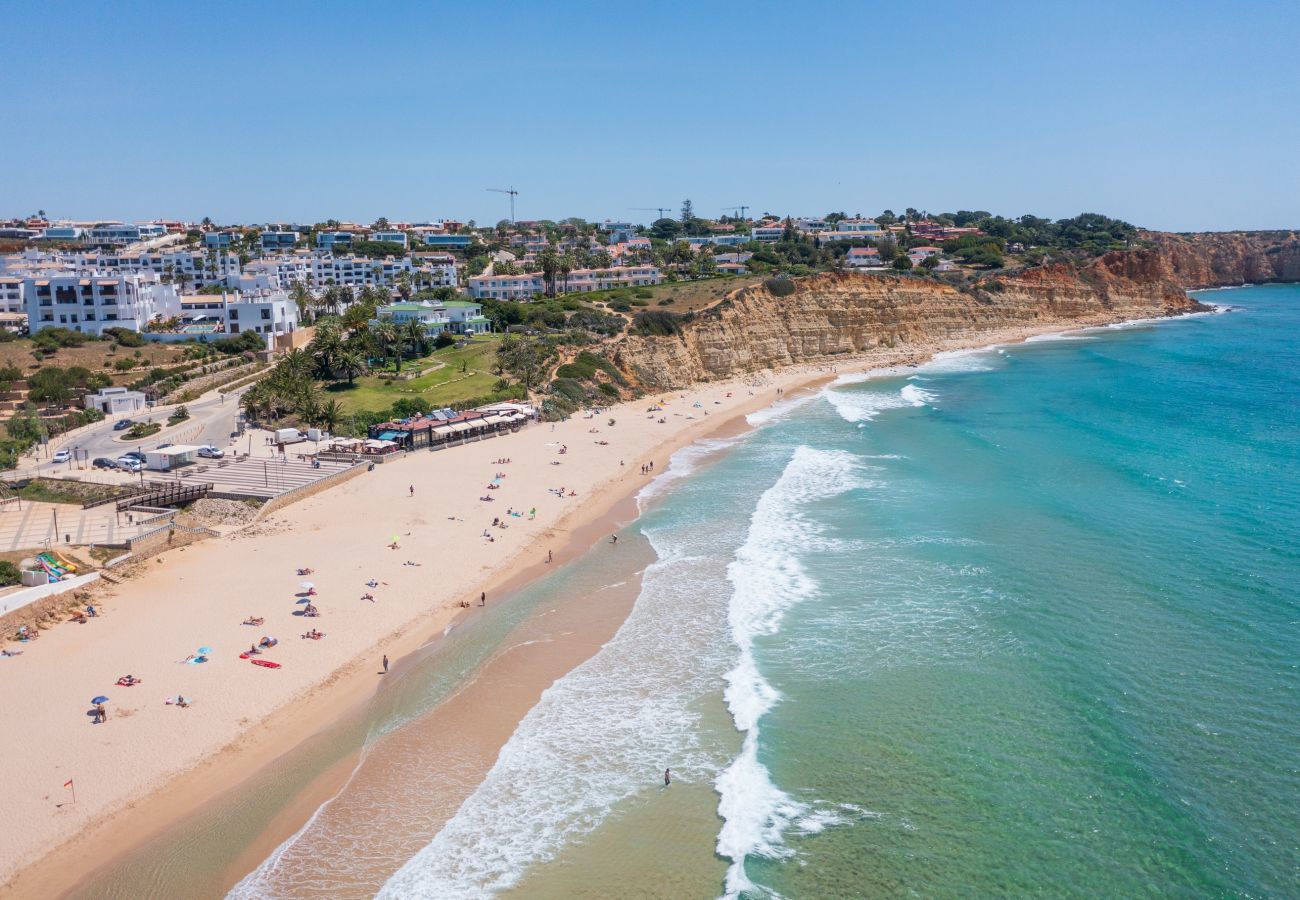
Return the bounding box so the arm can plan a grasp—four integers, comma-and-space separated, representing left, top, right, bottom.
253, 462, 369, 522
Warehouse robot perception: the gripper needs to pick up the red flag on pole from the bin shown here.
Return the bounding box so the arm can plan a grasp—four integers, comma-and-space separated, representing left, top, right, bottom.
64, 779, 73, 789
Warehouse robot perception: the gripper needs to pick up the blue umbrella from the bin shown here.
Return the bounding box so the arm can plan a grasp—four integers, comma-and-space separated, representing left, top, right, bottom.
91, 695, 109, 705
197, 646, 213, 655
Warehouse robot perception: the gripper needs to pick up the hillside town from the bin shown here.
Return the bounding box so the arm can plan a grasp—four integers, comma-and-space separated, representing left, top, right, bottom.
0, 207, 997, 345
0, 204, 1139, 477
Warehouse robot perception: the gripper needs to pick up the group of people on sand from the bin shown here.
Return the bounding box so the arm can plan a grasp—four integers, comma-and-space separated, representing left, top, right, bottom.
640, 461, 655, 475
302, 628, 324, 640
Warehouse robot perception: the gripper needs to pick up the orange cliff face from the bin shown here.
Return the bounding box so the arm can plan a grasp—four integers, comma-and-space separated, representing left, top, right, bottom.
1143, 230, 1300, 287
611, 265, 1205, 390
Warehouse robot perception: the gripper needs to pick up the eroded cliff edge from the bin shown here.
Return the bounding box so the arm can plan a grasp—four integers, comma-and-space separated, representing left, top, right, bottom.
613, 253, 1205, 389
1145, 230, 1300, 287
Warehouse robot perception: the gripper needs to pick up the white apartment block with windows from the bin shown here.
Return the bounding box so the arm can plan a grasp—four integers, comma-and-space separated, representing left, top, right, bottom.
312, 254, 413, 288
243, 255, 314, 289
62, 249, 239, 289
259, 229, 300, 251
751, 225, 786, 242
412, 254, 458, 288
370, 230, 408, 248
0, 277, 24, 314
561, 265, 661, 292
468, 265, 660, 299
85, 222, 167, 245
224, 290, 299, 343
467, 272, 546, 300
155, 288, 299, 347
24, 271, 176, 334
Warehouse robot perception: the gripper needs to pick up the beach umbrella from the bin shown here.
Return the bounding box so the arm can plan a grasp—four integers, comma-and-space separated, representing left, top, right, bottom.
299, 581, 314, 590
197, 646, 213, 655
91, 695, 109, 705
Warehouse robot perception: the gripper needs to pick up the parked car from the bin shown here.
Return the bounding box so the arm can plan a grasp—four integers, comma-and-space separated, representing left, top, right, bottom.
92, 457, 119, 470
120, 451, 146, 463
156, 442, 173, 450
51, 449, 71, 464
116, 457, 143, 472
113, 419, 134, 431
197, 445, 224, 459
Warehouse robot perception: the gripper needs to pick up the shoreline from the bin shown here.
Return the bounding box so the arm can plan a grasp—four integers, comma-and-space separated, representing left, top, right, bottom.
1, 309, 1200, 899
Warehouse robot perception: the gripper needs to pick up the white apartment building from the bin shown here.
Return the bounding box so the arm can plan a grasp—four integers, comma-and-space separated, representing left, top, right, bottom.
560, 265, 661, 293
61, 249, 239, 289
243, 255, 314, 289
0, 277, 24, 314
370, 230, 408, 248
24, 271, 176, 334
468, 265, 660, 299
158, 289, 299, 347
259, 229, 300, 251
312, 254, 412, 287
411, 253, 458, 287
85, 223, 167, 245
467, 272, 545, 300
224, 291, 299, 344
751, 225, 786, 242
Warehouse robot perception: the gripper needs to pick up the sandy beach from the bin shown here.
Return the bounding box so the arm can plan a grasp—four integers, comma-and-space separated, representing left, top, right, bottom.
0, 316, 1159, 897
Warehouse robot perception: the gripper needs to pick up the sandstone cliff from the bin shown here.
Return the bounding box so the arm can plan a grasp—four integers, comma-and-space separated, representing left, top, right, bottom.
612, 257, 1204, 390
1143, 230, 1300, 287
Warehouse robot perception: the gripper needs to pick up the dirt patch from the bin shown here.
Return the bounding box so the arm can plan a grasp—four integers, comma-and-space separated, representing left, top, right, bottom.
176, 498, 262, 529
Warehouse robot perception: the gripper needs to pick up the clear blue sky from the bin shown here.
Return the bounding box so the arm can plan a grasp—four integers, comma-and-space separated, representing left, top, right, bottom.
2, 0, 1296, 231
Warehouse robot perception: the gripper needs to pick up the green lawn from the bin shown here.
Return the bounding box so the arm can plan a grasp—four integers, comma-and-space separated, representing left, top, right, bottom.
327, 334, 507, 415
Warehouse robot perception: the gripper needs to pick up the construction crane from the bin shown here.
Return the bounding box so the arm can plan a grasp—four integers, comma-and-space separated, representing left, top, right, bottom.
721, 205, 750, 220
630, 206, 672, 219
487, 187, 519, 223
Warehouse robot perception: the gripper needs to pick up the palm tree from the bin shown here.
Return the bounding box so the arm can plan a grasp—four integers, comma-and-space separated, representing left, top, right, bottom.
538, 247, 559, 297
280, 348, 313, 380
558, 254, 575, 294
372, 321, 398, 370
341, 302, 371, 333
337, 349, 366, 385
317, 398, 344, 432
395, 270, 414, 301
308, 323, 343, 377
403, 319, 428, 359
290, 281, 313, 324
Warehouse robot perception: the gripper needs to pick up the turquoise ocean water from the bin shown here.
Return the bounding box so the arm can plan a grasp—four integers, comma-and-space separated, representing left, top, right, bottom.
374, 285, 1297, 898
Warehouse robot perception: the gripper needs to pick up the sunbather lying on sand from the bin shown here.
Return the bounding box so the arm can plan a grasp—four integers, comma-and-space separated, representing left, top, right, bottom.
243, 616, 264, 626
116, 674, 141, 686
302, 629, 325, 640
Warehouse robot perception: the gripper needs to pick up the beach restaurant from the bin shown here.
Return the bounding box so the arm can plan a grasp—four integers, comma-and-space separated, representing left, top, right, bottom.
366, 405, 533, 451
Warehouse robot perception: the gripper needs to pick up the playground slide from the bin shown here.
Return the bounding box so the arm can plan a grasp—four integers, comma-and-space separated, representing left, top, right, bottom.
50, 550, 78, 573
36, 552, 70, 583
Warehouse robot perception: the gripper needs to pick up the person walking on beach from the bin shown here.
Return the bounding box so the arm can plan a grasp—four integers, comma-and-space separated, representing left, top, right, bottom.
409, 485, 414, 497
382, 655, 389, 675
547, 549, 553, 563
480, 591, 486, 606
664, 768, 671, 786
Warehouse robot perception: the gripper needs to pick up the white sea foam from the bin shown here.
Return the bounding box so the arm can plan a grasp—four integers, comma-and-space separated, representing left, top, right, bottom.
377, 512, 739, 898
746, 392, 818, 426
1023, 330, 1098, 343
636, 435, 742, 511
824, 381, 936, 424
715, 446, 863, 897
899, 383, 936, 407
915, 347, 1000, 373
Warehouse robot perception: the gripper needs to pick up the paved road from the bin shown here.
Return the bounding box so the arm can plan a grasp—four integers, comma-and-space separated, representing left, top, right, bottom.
23, 385, 252, 480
